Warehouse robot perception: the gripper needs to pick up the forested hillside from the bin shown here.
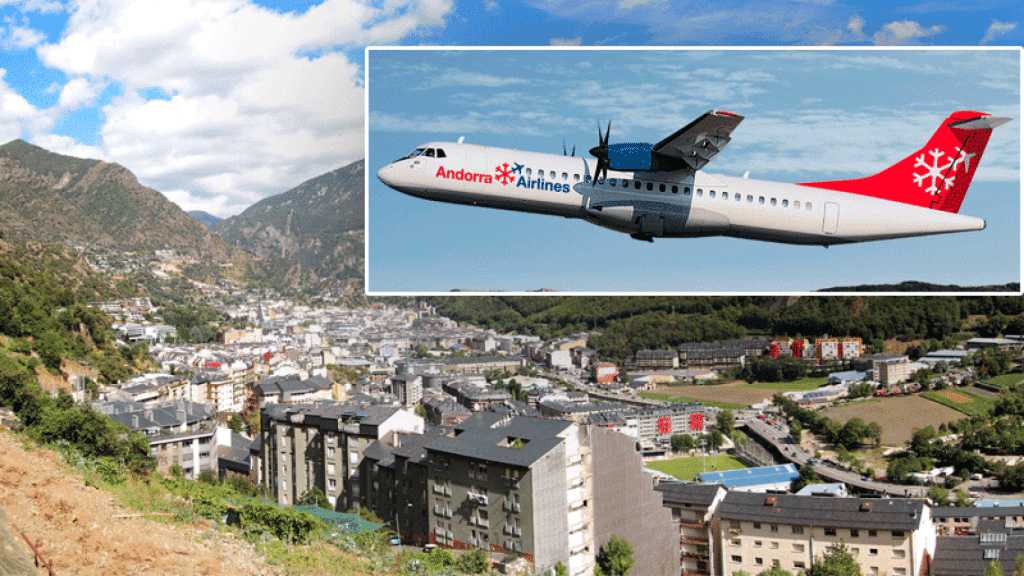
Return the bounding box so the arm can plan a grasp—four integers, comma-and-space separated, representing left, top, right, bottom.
424, 296, 1024, 362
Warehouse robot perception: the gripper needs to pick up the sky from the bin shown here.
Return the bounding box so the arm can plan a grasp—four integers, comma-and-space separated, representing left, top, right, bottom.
0, 0, 1020, 292
367, 49, 1020, 293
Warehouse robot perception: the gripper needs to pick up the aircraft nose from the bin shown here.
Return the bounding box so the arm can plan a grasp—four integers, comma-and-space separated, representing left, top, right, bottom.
376, 165, 392, 185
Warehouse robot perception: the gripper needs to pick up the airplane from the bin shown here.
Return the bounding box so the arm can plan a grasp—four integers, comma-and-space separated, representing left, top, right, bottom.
375, 110, 1011, 246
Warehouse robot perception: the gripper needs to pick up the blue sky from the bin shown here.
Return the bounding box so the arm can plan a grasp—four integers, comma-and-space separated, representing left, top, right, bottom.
0, 0, 1020, 292
367, 49, 1020, 293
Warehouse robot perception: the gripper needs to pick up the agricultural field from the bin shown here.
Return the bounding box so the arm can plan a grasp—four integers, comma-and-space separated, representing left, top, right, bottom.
821, 395, 963, 445
921, 388, 996, 417
645, 455, 747, 481
981, 373, 1024, 389
650, 382, 778, 408
746, 377, 828, 391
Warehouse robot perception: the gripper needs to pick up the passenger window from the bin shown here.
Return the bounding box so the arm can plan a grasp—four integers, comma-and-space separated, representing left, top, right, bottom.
709, 190, 715, 198
747, 195, 753, 202
722, 192, 729, 200
574, 174, 580, 181
735, 194, 741, 201
425, 148, 435, 157
759, 196, 765, 204
609, 179, 617, 186
584, 175, 590, 183
794, 201, 800, 209
672, 186, 678, 194
635, 181, 641, 189
770, 198, 777, 206
526, 168, 532, 176
697, 189, 703, 196
562, 172, 568, 179
806, 202, 812, 210
549, 171, 555, 179
782, 199, 789, 207
646, 182, 654, 191
685, 187, 691, 195
437, 149, 446, 158
659, 184, 666, 192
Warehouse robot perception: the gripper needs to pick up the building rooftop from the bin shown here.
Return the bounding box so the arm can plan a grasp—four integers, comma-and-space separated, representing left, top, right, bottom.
654, 482, 726, 508
697, 464, 799, 488
933, 534, 1024, 576
424, 413, 574, 468
716, 492, 925, 530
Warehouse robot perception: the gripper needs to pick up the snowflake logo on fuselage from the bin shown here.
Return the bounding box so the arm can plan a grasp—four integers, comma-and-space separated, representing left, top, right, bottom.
913, 147, 976, 196
495, 163, 515, 185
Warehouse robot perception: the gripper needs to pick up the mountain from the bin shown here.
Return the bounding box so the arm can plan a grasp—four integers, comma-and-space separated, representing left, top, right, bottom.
0, 140, 234, 260
212, 160, 364, 284
189, 211, 222, 227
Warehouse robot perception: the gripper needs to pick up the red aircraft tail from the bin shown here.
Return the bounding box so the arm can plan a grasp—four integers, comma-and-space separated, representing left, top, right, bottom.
798, 111, 1011, 214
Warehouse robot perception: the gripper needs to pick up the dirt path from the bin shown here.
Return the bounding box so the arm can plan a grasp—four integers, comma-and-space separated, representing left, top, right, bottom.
0, 431, 276, 576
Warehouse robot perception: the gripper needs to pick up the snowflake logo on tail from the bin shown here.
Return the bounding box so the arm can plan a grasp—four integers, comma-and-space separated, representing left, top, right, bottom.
495, 163, 515, 186
913, 148, 956, 195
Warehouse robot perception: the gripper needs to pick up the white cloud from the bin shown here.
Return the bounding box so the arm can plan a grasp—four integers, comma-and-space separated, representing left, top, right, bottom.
550, 37, 582, 46
618, 0, 665, 9
30, 0, 451, 215
847, 15, 865, 38
871, 19, 945, 45
0, 17, 45, 49
0, 0, 63, 13
57, 77, 103, 110
0, 68, 52, 141
483, 0, 498, 10
415, 68, 531, 89
981, 20, 1017, 45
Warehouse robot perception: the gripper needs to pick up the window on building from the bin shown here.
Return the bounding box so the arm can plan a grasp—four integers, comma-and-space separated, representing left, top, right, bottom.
732, 539, 742, 547
825, 528, 837, 536
327, 447, 335, 459
770, 542, 779, 550
792, 526, 804, 535
755, 558, 764, 566
731, 556, 742, 564
851, 529, 859, 538
754, 540, 762, 548
892, 530, 905, 538
730, 521, 741, 529
869, 549, 878, 556
893, 550, 906, 559
795, 562, 806, 570
851, 548, 860, 556
868, 530, 877, 537
793, 544, 805, 553
753, 522, 761, 529
894, 569, 907, 576
328, 479, 336, 491
770, 524, 778, 533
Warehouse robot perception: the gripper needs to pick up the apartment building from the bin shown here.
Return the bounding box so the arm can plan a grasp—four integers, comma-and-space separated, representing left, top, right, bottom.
420, 413, 678, 576
261, 401, 424, 510
655, 482, 728, 576
715, 493, 934, 576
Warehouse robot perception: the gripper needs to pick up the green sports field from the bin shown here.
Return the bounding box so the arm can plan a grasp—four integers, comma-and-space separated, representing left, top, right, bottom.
645, 455, 747, 481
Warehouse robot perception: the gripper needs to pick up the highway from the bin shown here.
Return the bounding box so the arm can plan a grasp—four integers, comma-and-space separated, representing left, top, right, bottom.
740, 417, 929, 498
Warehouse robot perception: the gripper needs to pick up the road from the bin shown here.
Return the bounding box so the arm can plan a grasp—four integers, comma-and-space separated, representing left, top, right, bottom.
740, 418, 929, 498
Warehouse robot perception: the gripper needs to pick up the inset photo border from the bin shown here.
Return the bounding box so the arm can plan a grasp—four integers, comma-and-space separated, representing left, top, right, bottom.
365, 47, 1021, 296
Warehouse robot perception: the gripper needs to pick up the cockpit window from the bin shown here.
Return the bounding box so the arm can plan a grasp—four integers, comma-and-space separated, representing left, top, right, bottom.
436, 148, 446, 158
411, 148, 424, 157
425, 148, 435, 157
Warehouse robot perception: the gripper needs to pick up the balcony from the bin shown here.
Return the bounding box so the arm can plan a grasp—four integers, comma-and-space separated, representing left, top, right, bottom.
681, 537, 710, 546
467, 492, 489, 506
680, 520, 707, 530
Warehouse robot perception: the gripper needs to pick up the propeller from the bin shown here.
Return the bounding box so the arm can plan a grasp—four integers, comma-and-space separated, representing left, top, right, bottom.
563, 139, 575, 157
589, 121, 611, 183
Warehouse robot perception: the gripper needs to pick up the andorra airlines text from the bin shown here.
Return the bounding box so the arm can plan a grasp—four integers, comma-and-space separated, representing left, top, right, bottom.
376, 110, 1011, 246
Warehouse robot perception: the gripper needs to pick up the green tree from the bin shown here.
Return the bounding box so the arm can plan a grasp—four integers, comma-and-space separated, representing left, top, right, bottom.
228, 413, 244, 435
554, 561, 569, 576
1013, 553, 1024, 576
596, 535, 634, 576
424, 548, 456, 571
671, 434, 695, 452
928, 484, 951, 506
806, 541, 860, 576
987, 560, 1006, 576
297, 486, 332, 509
791, 464, 824, 493
455, 547, 489, 573
955, 488, 973, 508
716, 410, 736, 435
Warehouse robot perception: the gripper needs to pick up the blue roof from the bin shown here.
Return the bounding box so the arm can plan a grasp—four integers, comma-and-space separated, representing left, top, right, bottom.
697, 464, 799, 488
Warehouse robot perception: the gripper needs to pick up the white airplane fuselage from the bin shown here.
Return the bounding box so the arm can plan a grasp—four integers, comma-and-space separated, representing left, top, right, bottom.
377, 142, 986, 246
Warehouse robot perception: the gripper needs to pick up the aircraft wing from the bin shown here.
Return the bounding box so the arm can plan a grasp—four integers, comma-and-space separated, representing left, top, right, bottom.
651, 110, 744, 172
